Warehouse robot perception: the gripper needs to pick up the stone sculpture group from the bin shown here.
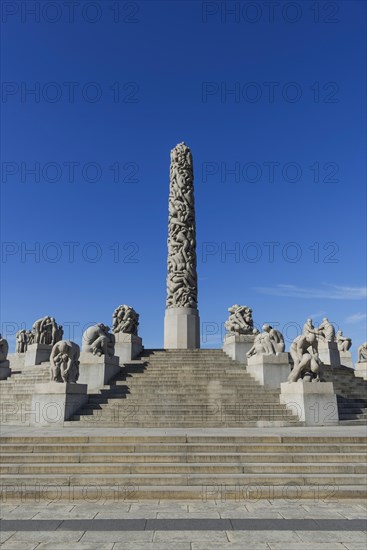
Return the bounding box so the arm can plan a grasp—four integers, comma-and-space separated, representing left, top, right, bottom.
247, 324, 285, 358
112, 305, 139, 336
166, 142, 198, 309
15, 317, 63, 353
225, 305, 258, 335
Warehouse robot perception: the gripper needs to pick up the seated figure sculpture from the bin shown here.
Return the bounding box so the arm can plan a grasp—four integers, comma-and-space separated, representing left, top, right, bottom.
112, 305, 139, 335
247, 330, 275, 358
288, 329, 321, 382
16, 329, 28, 353
0, 335, 9, 364
82, 323, 115, 358
50, 340, 80, 383
357, 342, 367, 363
263, 324, 285, 353
336, 330, 352, 352
316, 317, 336, 342
225, 305, 258, 335
246, 324, 285, 358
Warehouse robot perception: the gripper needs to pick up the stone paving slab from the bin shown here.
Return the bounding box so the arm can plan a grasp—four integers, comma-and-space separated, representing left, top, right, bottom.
153, 530, 229, 542
0, 542, 40, 550
297, 530, 367, 542
3, 531, 85, 542
227, 530, 303, 543
268, 544, 346, 550
81, 531, 154, 542
35, 545, 114, 550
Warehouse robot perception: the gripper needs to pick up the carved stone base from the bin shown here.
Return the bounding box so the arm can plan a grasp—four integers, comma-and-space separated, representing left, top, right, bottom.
31, 383, 88, 426
24, 344, 52, 367
78, 353, 120, 393
0, 360, 11, 380
164, 307, 200, 349
317, 341, 340, 367
280, 381, 339, 426
223, 334, 256, 365
247, 353, 291, 388
354, 362, 367, 380
114, 333, 143, 363
339, 351, 354, 369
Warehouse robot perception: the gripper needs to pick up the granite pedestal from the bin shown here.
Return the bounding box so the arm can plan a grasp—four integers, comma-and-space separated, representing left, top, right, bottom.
24, 344, 52, 367
30, 382, 88, 426
164, 307, 200, 349
223, 334, 256, 365
247, 353, 291, 388
317, 341, 340, 367
78, 353, 120, 393
354, 362, 367, 380
339, 350, 354, 369
114, 333, 143, 363
0, 360, 11, 380
280, 381, 339, 426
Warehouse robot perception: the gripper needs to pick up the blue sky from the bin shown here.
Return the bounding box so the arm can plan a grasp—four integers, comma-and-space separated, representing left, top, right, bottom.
1, 0, 366, 357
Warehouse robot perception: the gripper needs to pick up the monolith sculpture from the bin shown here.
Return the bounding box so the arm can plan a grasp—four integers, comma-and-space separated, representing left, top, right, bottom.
164, 142, 200, 348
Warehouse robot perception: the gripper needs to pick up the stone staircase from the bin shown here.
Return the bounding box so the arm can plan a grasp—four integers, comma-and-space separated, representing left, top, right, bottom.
322, 365, 367, 422
1, 433, 366, 500
1, 350, 366, 426
0, 362, 51, 425
69, 350, 299, 427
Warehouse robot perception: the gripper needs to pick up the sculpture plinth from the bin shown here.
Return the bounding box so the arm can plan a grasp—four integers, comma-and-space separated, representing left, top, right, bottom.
164, 143, 200, 349
223, 334, 256, 365
24, 344, 52, 367
0, 360, 11, 380
339, 351, 354, 369
317, 340, 341, 367
115, 332, 143, 362
31, 382, 88, 426
78, 353, 120, 394
280, 381, 339, 425
355, 362, 367, 380
247, 353, 291, 388
164, 307, 200, 349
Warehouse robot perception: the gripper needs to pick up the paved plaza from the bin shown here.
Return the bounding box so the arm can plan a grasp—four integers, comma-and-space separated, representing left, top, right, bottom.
0, 498, 366, 549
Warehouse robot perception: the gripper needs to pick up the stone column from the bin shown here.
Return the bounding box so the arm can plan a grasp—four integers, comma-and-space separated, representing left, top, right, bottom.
164, 143, 200, 349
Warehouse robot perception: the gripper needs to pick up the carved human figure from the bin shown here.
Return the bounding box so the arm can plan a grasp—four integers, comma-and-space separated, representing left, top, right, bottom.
317, 317, 336, 342
288, 351, 322, 383
82, 324, 115, 358
32, 316, 62, 346
0, 335, 9, 363
26, 330, 35, 345
50, 340, 80, 383
357, 342, 367, 363
50, 318, 63, 345
263, 324, 285, 353
303, 319, 318, 341
247, 331, 275, 358
225, 305, 258, 335
336, 330, 352, 352
112, 305, 139, 336
290, 333, 318, 368
16, 329, 28, 353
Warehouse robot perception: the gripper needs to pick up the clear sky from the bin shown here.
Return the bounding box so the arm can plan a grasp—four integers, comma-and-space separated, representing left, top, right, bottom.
1, 0, 366, 357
